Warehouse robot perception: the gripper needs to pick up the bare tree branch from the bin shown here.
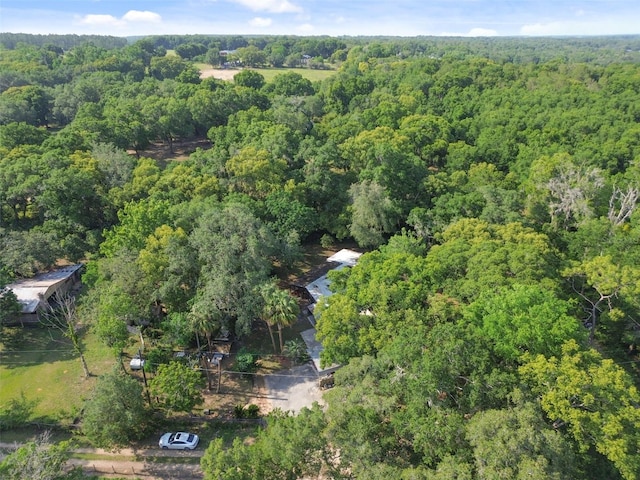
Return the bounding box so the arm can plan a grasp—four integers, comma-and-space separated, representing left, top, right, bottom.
40, 292, 90, 378
608, 185, 639, 227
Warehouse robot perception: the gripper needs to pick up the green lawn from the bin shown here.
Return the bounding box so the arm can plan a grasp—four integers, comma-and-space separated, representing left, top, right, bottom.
0, 326, 115, 424
249, 67, 337, 83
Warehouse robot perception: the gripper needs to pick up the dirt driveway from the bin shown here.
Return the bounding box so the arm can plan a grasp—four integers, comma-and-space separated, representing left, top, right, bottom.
0, 443, 203, 480
262, 363, 325, 414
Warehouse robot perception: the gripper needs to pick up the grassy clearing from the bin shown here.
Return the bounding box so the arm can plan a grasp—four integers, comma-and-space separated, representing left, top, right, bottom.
0, 326, 115, 424
0, 426, 73, 445
251, 67, 336, 83
197, 63, 337, 83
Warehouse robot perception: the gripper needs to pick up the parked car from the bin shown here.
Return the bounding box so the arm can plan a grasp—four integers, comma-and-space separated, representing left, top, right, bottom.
159, 432, 199, 450
129, 354, 145, 370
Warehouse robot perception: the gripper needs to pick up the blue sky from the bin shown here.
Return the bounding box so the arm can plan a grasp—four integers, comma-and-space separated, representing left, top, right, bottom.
1, 1, 639, 37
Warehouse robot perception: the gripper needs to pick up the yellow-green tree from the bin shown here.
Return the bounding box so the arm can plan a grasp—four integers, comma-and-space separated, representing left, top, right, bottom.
520, 340, 640, 480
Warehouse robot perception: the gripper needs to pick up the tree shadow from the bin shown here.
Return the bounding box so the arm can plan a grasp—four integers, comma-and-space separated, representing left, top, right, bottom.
0, 325, 76, 369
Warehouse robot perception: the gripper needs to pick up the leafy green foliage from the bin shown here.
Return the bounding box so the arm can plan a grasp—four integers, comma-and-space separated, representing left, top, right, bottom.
0, 392, 37, 430
235, 347, 257, 374
283, 339, 310, 365
3, 33, 640, 480
233, 403, 260, 419
521, 340, 640, 480
149, 361, 204, 413
201, 404, 327, 480
466, 284, 586, 361
0, 432, 82, 480
82, 367, 149, 449
466, 402, 578, 480
189, 202, 276, 336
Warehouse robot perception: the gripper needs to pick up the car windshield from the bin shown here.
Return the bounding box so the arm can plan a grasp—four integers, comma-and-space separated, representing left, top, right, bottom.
187, 434, 194, 442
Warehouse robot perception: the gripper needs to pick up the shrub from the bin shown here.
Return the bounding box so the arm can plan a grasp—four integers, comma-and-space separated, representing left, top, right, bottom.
0, 393, 37, 430
235, 347, 257, 373
233, 404, 246, 419
245, 404, 260, 419
233, 403, 260, 419
283, 339, 310, 365
143, 346, 172, 374
320, 233, 335, 249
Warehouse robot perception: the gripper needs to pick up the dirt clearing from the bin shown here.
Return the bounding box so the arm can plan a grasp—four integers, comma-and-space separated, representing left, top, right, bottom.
199, 68, 240, 81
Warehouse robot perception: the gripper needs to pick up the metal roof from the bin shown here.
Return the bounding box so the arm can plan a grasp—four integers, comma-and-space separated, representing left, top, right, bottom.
304, 249, 362, 305
6, 264, 83, 313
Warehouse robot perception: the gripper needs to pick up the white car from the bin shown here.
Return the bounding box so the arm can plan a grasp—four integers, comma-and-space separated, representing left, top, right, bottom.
159, 432, 199, 450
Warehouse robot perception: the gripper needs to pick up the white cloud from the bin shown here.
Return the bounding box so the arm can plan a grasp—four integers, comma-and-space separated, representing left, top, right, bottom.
229, 0, 302, 14
78, 14, 124, 27
296, 23, 314, 33
519, 18, 640, 36
122, 10, 162, 23
249, 16, 272, 27
520, 22, 563, 35
77, 10, 162, 30
439, 27, 498, 37
467, 27, 497, 36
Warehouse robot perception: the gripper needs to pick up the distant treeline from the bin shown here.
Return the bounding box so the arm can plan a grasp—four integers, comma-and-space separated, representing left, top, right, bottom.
0, 32, 128, 50
3, 32, 640, 65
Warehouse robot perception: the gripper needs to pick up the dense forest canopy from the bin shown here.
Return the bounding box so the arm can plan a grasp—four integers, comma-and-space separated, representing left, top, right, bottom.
1, 33, 640, 479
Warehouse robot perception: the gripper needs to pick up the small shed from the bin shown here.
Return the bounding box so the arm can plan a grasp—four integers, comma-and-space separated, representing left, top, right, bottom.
6, 264, 83, 322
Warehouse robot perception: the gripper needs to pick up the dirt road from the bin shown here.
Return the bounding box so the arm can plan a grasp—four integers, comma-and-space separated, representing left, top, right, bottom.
0, 443, 203, 479
1, 361, 325, 479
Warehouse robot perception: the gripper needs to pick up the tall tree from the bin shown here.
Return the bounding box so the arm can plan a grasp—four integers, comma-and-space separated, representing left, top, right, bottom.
466, 402, 578, 480
0, 431, 81, 480
189, 202, 276, 336
563, 255, 639, 343
0, 268, 21, 333
521, 340, 640, 480
82, 367, 149, 449
349, 180, 400, 248
260, 282, 300, 353
201, 405, 328, 480
465, 283, 586, 362
259, 282, 279, 353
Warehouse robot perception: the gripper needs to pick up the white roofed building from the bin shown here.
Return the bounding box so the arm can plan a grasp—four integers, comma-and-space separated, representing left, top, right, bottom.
301, 249, 361, 374
6, 264, 83, 322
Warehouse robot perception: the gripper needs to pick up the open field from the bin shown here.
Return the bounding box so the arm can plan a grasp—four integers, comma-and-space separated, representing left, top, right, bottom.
199, 66, 337, 83
0, 327, 114, 423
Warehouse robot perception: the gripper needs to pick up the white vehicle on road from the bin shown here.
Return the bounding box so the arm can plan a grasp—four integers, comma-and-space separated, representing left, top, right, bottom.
159, 432, 199, 450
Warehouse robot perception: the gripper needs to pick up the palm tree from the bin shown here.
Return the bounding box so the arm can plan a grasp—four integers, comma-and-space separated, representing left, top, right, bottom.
188, 301, 220, 352
260, 283, 279, 353
271, 288, 300, 353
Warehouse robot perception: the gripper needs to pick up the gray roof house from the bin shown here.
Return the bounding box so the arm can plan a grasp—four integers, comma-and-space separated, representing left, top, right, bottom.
6, 264, 83, 316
